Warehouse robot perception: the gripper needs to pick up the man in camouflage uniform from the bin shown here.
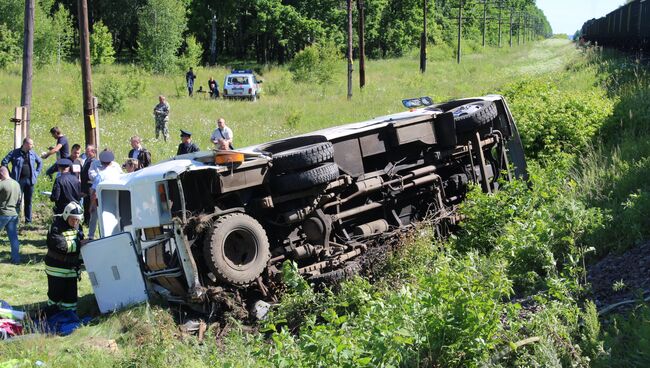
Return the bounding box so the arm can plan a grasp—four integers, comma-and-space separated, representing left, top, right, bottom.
153, 95, 170, 142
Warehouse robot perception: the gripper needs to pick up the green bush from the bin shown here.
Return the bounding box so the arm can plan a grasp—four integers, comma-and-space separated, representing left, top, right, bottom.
455, 158, 604, 293
500, 77, 613, 159
97, 79, 127, 113
177, 35, 203, 72
0, 23, 19, 69
289, 41, 340, 85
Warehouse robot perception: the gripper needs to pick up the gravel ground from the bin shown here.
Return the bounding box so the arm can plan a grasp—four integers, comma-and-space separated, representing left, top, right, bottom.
587, 242, 650, 310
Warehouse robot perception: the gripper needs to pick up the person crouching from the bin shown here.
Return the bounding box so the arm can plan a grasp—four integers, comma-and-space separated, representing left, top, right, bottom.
44, 201, 86, 313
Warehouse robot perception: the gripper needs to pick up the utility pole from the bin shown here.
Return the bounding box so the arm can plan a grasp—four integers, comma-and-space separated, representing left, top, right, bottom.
457, 0, 463, 64
420, 0, 427, 72
482, 0, 487, 47
358, 0, 366, 87
517, 11, 521, 46
509, 8, 513, 47
521, 13, 528, 45
78, 0, 97, 147
210, 14, 217, 65
20, 0, 34, 136
497, 0, 502, 47
347, 0, 353, 100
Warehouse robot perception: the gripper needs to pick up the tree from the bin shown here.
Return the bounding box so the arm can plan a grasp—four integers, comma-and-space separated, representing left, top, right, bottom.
0, 0, 23, 33
177, 35, 202, 71
91, 21, 115, 65
51, 3, 74, 64
0, 23, 19, 68
137, 0, 187, 73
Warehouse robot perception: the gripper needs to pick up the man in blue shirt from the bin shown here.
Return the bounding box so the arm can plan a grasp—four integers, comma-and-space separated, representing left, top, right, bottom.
42, 127, 70, 178
1, 137, 42, 224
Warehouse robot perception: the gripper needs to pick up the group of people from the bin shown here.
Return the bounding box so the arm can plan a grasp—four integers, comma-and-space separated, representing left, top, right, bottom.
153, 93, 234, 152
0, 88, 237, 312
0, 132, 146, 312
1, 114, 236, 261
186, 67, 220, 99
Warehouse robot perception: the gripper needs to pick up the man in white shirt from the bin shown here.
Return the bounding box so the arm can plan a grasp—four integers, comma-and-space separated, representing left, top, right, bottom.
210, 118, 234, 150
87, 150, 122, 239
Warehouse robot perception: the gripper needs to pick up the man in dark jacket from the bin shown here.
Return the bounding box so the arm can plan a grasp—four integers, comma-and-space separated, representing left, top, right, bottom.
80, 145, 96, 225
2, 138, 42, 224
45, 201, 85, 312
50, 159, 81, 215
176, 130, 200, 155
127, 136, 152, 169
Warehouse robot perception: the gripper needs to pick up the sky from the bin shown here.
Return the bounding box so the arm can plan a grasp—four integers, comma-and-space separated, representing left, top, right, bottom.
536, 0, 627, 35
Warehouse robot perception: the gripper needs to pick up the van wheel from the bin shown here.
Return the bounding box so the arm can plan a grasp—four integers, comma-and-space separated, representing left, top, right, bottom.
271, 162, 340, 194
450, 101, 497, 132
203, 213, 270, 286
272, 142, 334, 173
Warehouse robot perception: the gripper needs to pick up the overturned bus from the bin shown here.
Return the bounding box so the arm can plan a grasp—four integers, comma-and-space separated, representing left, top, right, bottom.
81, 95, 527, 315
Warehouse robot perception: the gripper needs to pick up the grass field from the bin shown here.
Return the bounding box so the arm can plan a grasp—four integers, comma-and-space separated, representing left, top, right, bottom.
0, 39, 613, 367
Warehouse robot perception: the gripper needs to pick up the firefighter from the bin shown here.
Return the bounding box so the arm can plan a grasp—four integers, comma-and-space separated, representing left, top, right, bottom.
44, 201, 86, 313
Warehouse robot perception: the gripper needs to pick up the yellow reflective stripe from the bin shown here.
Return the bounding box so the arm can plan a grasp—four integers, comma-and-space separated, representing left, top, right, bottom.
62, 230, 78, 253
59, 302, 77, 310
67, 239, 76, 253
45, 265, 78, 278
47, 300, 77, 310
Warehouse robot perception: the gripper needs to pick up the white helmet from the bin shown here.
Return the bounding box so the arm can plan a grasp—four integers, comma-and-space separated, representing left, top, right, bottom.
62, 201, 84, 221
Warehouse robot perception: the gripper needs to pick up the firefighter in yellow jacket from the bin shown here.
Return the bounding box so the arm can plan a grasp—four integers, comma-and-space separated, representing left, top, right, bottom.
44, 201, 86, 312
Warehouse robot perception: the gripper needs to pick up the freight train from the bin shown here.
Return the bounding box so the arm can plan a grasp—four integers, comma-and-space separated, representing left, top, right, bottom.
581, 0, 650, 48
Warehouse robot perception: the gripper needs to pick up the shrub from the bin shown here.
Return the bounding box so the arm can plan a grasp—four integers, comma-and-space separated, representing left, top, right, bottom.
455, 158, 604, 293
0, 23, 19, 69
90, 21, 116, 65
500, 78, 613, 159
97, 79, 127, 113
177, 35, 203, 72
289, 41, 340, 85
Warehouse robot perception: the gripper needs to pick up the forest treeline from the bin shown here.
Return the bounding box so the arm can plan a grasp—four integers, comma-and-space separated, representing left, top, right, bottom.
0, 0, 551, 72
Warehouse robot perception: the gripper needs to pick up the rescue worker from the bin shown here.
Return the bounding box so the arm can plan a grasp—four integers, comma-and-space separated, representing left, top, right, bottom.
153, 95, 170, 142
176, 130, 200, 155
44, 201, 86, 313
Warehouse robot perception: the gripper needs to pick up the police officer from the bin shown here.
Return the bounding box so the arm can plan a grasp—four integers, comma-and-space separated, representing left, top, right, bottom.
44, 201, 85, 313
177, 130, 200, 155
50, 158, 81, 215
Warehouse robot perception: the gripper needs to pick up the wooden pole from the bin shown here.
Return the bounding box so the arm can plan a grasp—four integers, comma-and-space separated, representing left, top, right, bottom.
420, 0, 427, 72
457, 0, 463, 64
358, 0, 366, 87
78, 0, 97, 147
498, 1, 502, 47
347, 0, 353, 100
482, 0, 487, 47
518, 11, 521, 46
20, 0, 34, 136
509, 8, 513, 47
